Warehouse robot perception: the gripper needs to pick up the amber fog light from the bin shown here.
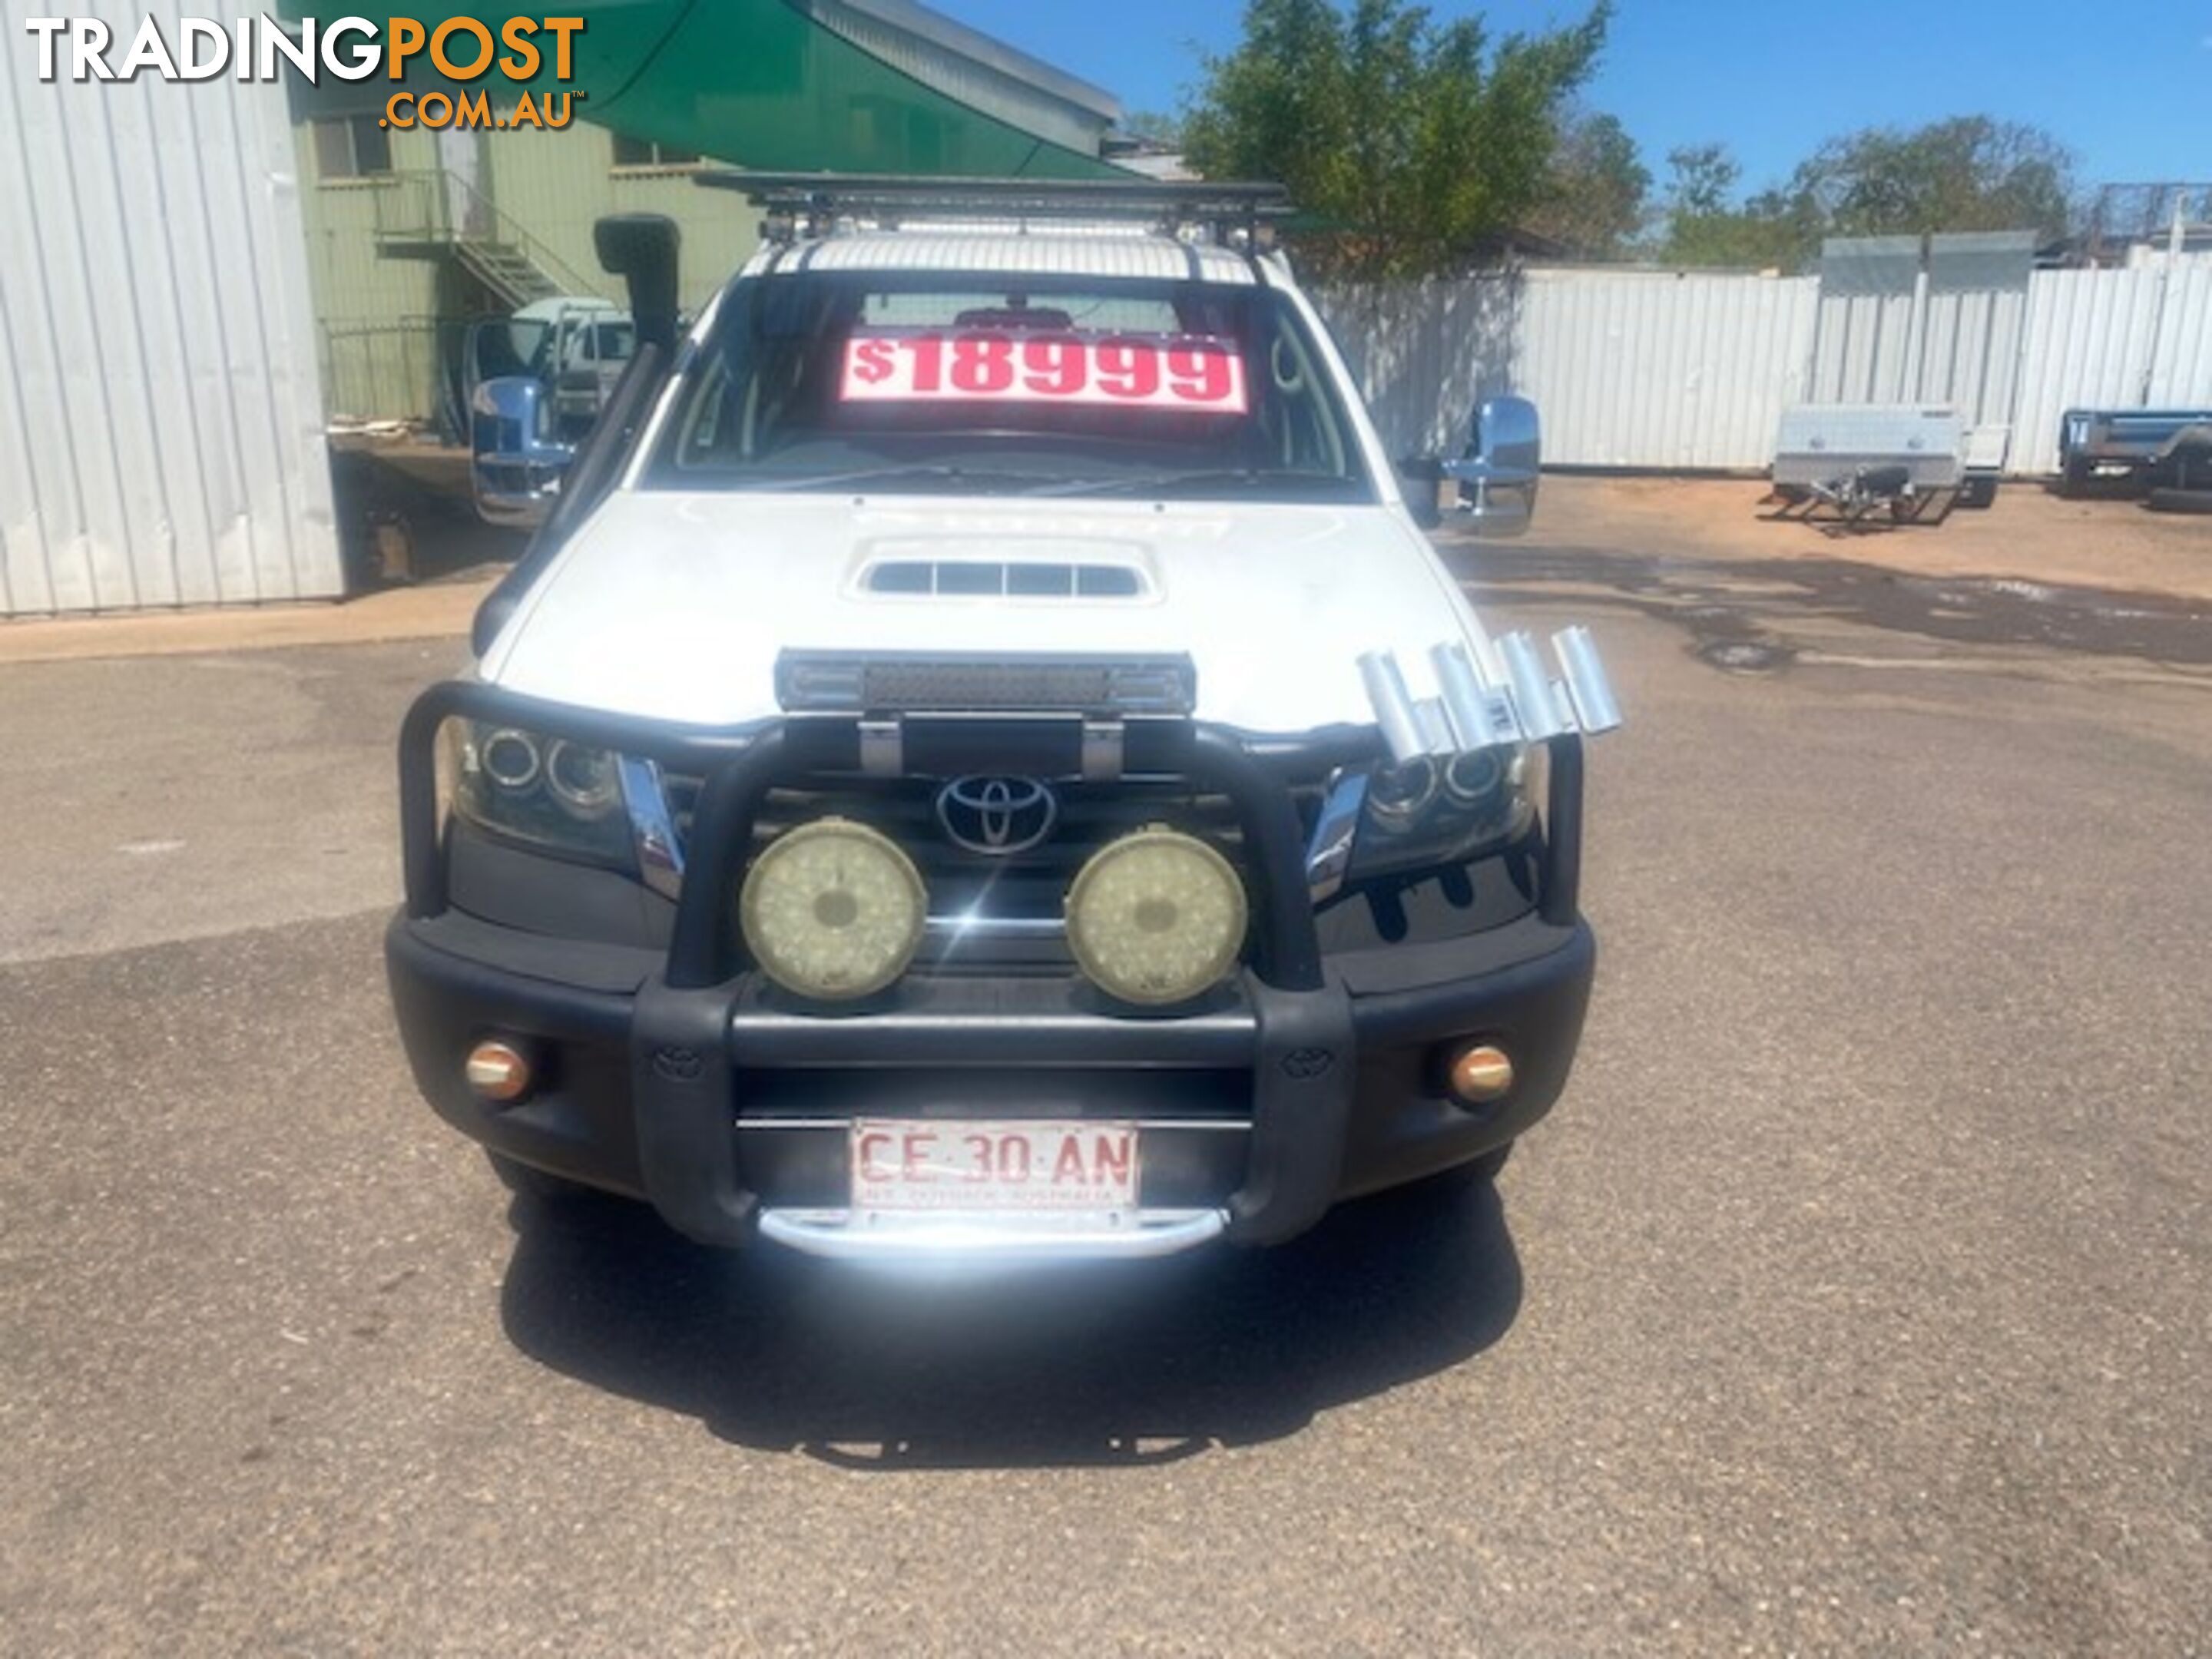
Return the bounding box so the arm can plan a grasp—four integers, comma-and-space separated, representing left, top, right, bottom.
1065, 827, 1247, 1006
465, 1038, 535, 1103
1447, 1042, 1514, 1104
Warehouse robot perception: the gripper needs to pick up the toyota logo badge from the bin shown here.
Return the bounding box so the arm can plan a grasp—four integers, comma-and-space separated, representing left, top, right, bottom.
934, 777, 1058, 856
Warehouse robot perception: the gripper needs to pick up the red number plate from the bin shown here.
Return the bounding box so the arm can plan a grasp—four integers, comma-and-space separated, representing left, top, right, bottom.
849, 1119, 1141, 1213
839, 330, 1247, 413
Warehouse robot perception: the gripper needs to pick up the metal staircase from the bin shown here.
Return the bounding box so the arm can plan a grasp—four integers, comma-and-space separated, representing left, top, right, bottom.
373, 171, 606, 308
453, 239, 562, 308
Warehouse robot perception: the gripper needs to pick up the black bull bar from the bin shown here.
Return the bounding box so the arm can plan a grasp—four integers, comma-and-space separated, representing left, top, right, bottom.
394, 680, 1586, 1245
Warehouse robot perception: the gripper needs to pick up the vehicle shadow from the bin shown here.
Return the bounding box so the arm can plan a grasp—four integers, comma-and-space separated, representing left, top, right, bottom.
497, 1173, 1522, 1468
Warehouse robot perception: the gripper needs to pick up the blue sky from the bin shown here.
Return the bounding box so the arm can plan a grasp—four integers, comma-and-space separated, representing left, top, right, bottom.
947, 0, 2211, 195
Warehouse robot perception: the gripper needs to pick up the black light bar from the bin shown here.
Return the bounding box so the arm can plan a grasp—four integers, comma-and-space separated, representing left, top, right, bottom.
698, 171, 1291, 230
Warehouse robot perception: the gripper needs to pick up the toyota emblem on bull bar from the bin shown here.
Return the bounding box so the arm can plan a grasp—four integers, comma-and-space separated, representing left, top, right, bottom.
934, 777, 1058, 856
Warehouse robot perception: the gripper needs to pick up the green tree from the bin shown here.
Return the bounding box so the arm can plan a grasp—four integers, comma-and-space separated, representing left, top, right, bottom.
1664, 142, 1737, 218
1525, 109, 1650, 259
1778, 116, 2074, 243
1659, 144, 1806, 269
1659, 119, 2077, 270
1182, 0, 1611, 279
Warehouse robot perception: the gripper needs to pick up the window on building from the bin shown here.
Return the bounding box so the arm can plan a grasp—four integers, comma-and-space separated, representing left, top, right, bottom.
313, 114, 392, 181
611, 134, 700, 170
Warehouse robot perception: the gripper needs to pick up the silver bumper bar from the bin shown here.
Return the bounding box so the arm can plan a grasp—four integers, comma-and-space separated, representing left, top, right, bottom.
757, 1206, 1230, 1261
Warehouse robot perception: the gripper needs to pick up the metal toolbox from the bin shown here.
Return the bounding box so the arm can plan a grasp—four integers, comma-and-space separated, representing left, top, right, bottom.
1773, 404, 1966, 492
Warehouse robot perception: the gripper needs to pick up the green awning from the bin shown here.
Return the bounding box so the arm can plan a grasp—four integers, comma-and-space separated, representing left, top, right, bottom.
283, 1, 1125, 178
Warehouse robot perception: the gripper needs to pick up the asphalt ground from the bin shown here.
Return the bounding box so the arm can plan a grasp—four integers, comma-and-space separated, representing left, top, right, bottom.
3, 523, 2210, 1654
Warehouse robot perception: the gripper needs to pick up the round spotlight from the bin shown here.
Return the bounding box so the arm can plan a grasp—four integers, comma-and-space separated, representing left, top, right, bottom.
1447, 1042, 1515, 1104
1065, 828, 1248, 1006
740, 819, 926, 1001
465, 1038, 535, 1103
545, 740, 618, 818
479, 727, 541, 792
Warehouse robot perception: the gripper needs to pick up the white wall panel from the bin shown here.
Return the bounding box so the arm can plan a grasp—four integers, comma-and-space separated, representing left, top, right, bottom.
1314, 273, 1522, 459
1811, 280, 2031, 435
2012, 265, 2212, 473
1321, 269, 1818, 470
0, 2, 339, 617
1812, 291, 1919, 406
1515, 269, 1820, 469
1323, 260, 2207, 478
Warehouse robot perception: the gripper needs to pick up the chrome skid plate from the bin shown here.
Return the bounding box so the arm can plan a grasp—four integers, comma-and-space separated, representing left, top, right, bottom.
757, 1206, 1229, 1261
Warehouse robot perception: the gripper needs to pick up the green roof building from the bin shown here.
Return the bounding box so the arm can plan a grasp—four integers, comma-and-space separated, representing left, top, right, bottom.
286, 0, 1124, 419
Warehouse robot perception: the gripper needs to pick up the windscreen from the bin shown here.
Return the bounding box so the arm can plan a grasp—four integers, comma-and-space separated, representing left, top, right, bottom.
648, 270, 1375, 504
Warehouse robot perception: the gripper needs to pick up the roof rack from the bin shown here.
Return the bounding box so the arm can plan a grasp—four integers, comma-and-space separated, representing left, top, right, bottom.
697, 171, 1292, 248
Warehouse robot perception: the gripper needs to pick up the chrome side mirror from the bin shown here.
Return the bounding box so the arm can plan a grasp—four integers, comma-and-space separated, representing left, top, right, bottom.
470, 376, 575, 531
1444, 394, 1541, 537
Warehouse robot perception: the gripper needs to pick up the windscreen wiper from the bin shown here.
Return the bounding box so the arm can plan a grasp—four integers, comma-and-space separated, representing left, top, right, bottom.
770, 464, 1045, 493
1028, 468, 1348, 498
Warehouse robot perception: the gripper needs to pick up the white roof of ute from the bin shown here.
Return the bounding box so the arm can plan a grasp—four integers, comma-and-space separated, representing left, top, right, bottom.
775, 230, 1263, 284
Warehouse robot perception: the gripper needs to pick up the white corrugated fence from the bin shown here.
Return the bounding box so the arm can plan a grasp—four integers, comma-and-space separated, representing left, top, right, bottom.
2011, 263, 2212, 472
1321, 256, 2212, 476
0, 1, 339, 618
1514, 269, 1820, 471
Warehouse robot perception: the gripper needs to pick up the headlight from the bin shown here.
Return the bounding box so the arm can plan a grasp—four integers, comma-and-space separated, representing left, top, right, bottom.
545, 739, 618, 816
1343, 746, 1535, 882
449, 721, 634, 869
740, 819, 926, 1000
1065, 828, 1248, 1006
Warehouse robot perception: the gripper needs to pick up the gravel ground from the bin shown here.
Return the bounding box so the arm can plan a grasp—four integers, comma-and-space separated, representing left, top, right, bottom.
2, 509, 2207, 1654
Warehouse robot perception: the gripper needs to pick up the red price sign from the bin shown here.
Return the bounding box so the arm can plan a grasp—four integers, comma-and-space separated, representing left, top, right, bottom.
839, 330, 1248, 413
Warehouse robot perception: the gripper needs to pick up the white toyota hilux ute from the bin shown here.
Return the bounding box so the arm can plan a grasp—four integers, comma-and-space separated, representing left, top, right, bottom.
390, 177, 1619, 1262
